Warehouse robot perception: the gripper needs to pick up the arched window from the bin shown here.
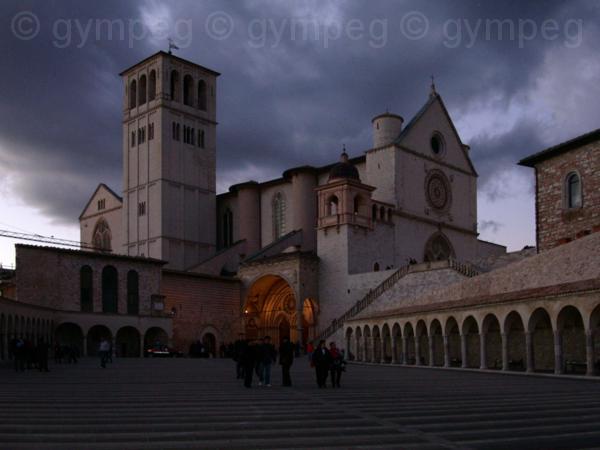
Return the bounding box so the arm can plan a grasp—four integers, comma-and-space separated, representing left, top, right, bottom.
129, 80, 137, 109
373, 262, 380, 272
372, 204, 377, 221
80, 266, 93, 312
127, 270, 139, 315
272, 192, 286, 239
170, 70, 179, 101
353, 195, 364, 215
102, 266, 118, 314
566, 172, 582, 208
198, 80, 207, 111
92, 218, 112, 251
424, 232, 455, 262
327, 195, 339, 216
183, 74, 194, 106
139, 74, 147, 105
148, 70, 156, 101
222, 208, 233, 248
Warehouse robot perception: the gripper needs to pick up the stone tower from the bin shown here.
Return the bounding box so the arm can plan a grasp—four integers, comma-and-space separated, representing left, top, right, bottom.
120, 51, 219, 269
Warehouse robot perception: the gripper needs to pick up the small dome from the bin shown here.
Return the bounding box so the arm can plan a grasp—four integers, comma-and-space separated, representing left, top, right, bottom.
328, 150, 360, 182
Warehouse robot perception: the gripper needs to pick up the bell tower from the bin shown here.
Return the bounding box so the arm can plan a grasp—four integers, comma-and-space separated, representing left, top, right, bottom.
120, 51, 219, 269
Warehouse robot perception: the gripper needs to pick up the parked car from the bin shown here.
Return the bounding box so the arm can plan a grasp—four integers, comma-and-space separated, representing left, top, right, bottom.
145, 345, 184, 358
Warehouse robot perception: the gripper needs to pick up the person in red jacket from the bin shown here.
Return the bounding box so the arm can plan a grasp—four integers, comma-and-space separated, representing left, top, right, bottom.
329, 342, 345, 388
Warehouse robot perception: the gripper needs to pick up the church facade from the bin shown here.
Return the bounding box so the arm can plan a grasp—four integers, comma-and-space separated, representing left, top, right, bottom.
80, 51, 506, 349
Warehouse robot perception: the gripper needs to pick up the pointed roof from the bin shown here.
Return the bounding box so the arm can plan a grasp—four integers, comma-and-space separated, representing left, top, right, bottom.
78, 183, 122, 220
394, 92, 477, 176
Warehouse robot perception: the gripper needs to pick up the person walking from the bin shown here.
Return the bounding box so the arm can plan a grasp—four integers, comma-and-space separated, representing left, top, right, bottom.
312, 340, 331, 388
329, 342, 345, 388
99, 337, 110, 368
279, 337, 294, 387
258, 336, 276, 387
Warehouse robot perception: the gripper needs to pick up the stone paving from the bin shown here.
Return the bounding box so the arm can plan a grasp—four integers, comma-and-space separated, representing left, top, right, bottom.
1, 358, 600, 449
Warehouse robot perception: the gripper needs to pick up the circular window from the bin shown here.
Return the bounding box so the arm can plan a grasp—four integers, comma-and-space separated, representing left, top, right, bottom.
425, 170, 452, 211
430, 133, 444, 156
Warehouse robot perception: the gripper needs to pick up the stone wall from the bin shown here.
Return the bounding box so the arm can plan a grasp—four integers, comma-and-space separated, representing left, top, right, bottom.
536, 142, 600, 252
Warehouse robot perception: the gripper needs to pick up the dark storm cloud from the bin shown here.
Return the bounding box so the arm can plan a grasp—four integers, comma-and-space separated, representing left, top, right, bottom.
0, 0, 596, 225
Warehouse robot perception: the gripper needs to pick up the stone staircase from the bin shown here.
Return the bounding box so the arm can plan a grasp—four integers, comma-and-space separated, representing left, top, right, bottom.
315, 259, 480, 343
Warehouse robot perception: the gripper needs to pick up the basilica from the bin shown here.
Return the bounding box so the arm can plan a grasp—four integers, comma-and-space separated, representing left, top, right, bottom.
0, 51, 598, 375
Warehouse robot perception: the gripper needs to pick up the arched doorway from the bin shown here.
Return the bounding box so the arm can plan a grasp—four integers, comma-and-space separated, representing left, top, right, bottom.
557, 305, 586, 374
445, 317, 461, 366
202, 333, 217, 357
404, 323, 416, 365
528, 308, 554, 372
416, 320, 429, 365
355, 327, 363, 361
87, 325, 112, 357
55, 323, 84, 355
382, 324, 392, 363
244, 275, 314, 346
392, 323, 401, 364
430, 319, 444, 366
346, 328, 354, 360
144, 327, 169, 351
482, 314, 502, 369
504, 311, 526, 371
462, 316, 480, 368
116, 326, 141, 357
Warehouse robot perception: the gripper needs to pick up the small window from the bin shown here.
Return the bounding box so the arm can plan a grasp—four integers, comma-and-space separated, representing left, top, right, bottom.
131, 131, 136, 147
139, 75, 147, 105
97, 199, 105, 211
373, 262, 380, 272
430, 132, 444, 156
148, 123, 154, 140
138, 201, 146, 217
129, 80, 137, 109
566, 172, 582, 208
198, 129, 205, 148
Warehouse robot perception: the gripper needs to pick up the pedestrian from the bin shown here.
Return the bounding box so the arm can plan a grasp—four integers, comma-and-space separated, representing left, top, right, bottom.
36, 339, 50, 372
279, 337, 294, 387
258, 336, 276, 387
312, 340, 331, 388
241, 340, 257, 388
329, 342, 345, 388
99, 337, 110, 368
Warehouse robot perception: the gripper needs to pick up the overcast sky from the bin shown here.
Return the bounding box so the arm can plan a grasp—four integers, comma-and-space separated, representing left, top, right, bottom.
1, 0, 598, 265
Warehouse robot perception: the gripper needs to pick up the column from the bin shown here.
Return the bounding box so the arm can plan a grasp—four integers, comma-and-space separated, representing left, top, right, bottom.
586, 331, 595, 376
460, 334, 468, 368
501, 333, 509, 371
415, 338, 421, 366
443, 335, 450, 367
402, 338, 408, 365
428, 338, 434, 367
479, 333, 487, 369
525, 332, 534, 373
391, 338, 398, 364
554, 330, 563, 375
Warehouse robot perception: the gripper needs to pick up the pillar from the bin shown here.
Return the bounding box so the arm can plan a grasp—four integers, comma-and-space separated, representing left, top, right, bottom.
554, 330, 563, 375
402, 338, 408, 365
501, 333, 509, 371
586, 331, 595, 376
443, 335, 450, 367
460, 334, 468, 368
415, 338, 421, 366
525, 332, 534, 373
480, 332, 487, 369
428, 337, 434, 367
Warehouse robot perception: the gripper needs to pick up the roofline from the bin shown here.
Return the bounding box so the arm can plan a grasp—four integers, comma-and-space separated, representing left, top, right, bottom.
15, 244, 167, 265
162, 268, 241, 283
119, 51, 221, 77
518, 128, 600, 167
79, 183, 123, 220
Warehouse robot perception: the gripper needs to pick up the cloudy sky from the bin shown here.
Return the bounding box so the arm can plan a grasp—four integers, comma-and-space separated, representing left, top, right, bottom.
0, 0, 598, 265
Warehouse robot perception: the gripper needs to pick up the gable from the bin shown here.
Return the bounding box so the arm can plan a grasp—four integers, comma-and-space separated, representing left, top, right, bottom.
79, 183, 123, 220
396, 94, 477, 176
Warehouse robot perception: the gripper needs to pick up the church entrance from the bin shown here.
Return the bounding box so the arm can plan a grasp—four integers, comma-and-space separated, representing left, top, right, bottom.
244, 275, 317, 346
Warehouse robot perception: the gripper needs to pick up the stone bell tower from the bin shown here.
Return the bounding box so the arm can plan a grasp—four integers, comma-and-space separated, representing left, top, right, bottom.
120, 51, 219, 270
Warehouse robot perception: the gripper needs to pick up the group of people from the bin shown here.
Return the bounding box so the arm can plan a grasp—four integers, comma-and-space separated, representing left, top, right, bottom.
9, 337, 50, 372
233, 335, 346, 388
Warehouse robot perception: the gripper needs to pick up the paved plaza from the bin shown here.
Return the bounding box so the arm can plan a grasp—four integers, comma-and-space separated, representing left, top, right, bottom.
1, 358, 600, 449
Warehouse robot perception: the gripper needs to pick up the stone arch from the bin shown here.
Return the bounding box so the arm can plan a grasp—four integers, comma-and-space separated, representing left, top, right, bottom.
557, 305, 586, 373
381, 323, 392, 363
345, 327, 354, 360
482, 313, 502, 369
87, 325, 112, 357
170, 70, 180, 101
116, 326, 141, 357
504, 311, 526, 371
55, 322, 84, 356
301, 298, 317, 346
391, 322, 401, 363
102, 266, 118, 313
445, 316, 461, 366
528, 307, 554, 372
148, 70, 156, 101
403, 322, 416, 365
129, 79, 137, 109
355, 327, 363, 361
372, 325, 382, 363
461, 315, 480, 368
589, 304, 600, 373
416, 320, 429, 365
93, 218, 112, 251
139, 74, 147, 105
363, 325, 372, 362
424, 231, 455, 262
429, 319, 444, 366
202, 332, 217, 357
144, 327, 169, 352
353, 194, 367, 216
183, 74, 194, 106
